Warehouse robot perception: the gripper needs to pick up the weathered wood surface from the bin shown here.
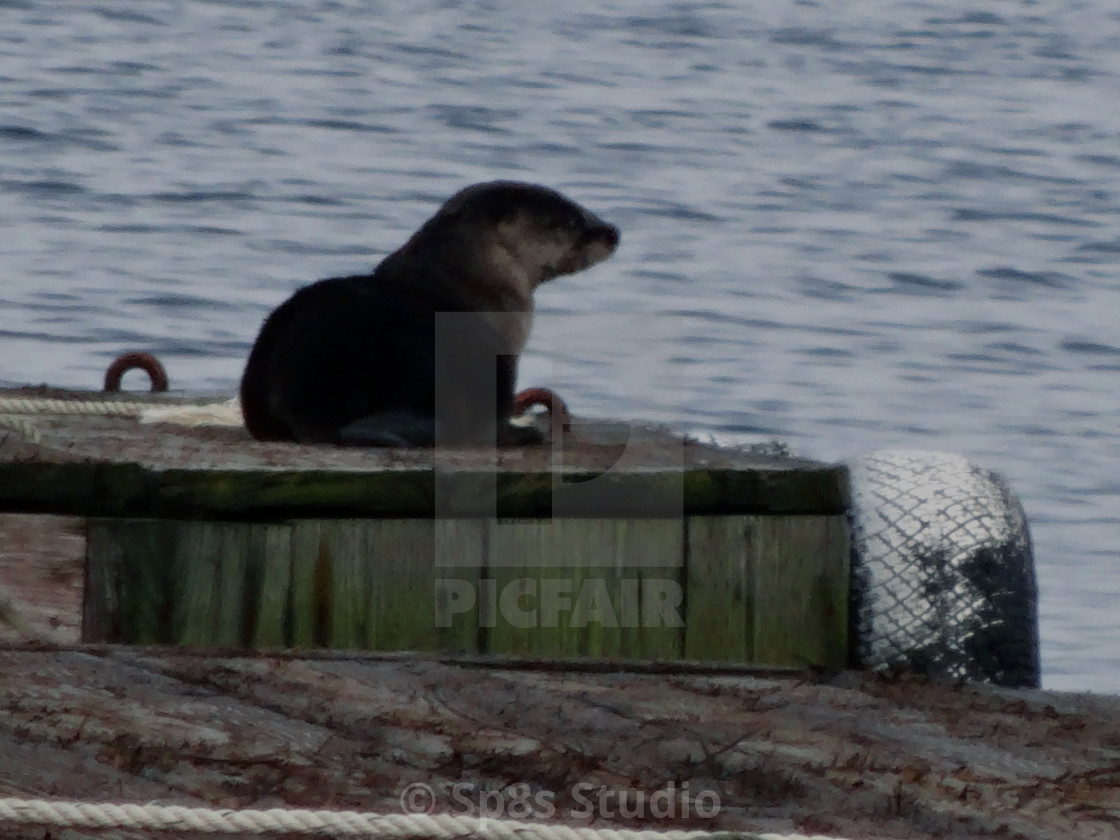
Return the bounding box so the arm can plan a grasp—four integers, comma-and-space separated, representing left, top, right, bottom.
0, 388, 847, 518
0, 648, 1118, 840
81, 513, 849, 667
0, 516, 1117, 839
0, 514, 83, 645
0, 392, 854, 667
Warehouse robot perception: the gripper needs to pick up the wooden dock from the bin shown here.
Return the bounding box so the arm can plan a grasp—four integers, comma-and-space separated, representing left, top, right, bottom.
0, 643, 1117, 839
0, 515, 1115, 838
0, 388, 849, 668
0, 392, 1114, 838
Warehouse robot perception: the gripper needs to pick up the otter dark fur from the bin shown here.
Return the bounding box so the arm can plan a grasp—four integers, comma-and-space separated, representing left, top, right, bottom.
240, 181, 619, 447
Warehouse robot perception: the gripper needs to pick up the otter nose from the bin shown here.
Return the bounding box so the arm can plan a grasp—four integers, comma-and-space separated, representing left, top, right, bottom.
584, 220, 620, 251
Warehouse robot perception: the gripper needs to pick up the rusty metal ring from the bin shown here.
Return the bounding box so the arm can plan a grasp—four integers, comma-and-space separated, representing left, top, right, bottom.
104, 352, 169, 393
512, 387, 571, 435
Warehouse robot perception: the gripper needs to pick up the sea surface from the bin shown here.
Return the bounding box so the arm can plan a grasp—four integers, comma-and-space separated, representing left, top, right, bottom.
1, 0, 1118, 692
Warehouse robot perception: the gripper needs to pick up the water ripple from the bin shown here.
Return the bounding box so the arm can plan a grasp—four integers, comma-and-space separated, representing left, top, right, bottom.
0, 0, 1118, 692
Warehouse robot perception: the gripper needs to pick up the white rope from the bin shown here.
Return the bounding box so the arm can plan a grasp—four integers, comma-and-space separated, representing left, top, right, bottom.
0, 414, 41, 445
0, 396, 244, 443
0, 397, 143, 443
139, 397, 243, 426
0, 397, 151, 416
0, 799, 843, 840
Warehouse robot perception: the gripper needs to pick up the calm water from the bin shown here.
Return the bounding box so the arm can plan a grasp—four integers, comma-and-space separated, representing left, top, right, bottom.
2, 0, 1118, 691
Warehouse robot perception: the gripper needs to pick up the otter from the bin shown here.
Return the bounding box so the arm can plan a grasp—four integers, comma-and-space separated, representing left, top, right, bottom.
240, 181, 619, 447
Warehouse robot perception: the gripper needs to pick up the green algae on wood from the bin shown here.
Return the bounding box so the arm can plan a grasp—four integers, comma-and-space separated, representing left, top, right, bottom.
484, 519, 685, 660
0, 463, 848, 518
2, 397, 853, 668
84, 514, 850, 669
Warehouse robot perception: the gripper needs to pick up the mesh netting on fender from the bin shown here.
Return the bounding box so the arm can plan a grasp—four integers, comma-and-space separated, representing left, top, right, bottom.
846, 450, 1040, 688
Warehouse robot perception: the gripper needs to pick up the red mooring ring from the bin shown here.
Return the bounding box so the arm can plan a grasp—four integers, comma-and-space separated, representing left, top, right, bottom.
512, 387, 571, 435
104, 352, 169, 393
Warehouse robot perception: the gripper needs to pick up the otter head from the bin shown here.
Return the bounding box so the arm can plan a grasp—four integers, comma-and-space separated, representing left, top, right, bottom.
405, 181, 619, 354
437, 181, 620, 295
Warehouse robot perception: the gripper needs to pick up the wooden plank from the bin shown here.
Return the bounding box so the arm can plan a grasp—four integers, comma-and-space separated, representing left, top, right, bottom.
248, 523, 292, 648
0, 649, 1112, 838
82, 518, 118, 643
376, 518, 484, 653
316, 521, 371, 648
0, 462, 850, 520
172, 522, 252, 647
750, 514, 850, 668
288, 521, 325, 648
611, 520, 685, 661
86, 519, 178, 644
686, 467, 851, 516
86, 518, 273, 647
684, 516, 754, 662
0, 514, 85, 644
290, 519, 488, 652
84, 513, 850, 666
485, 519, 684, 659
